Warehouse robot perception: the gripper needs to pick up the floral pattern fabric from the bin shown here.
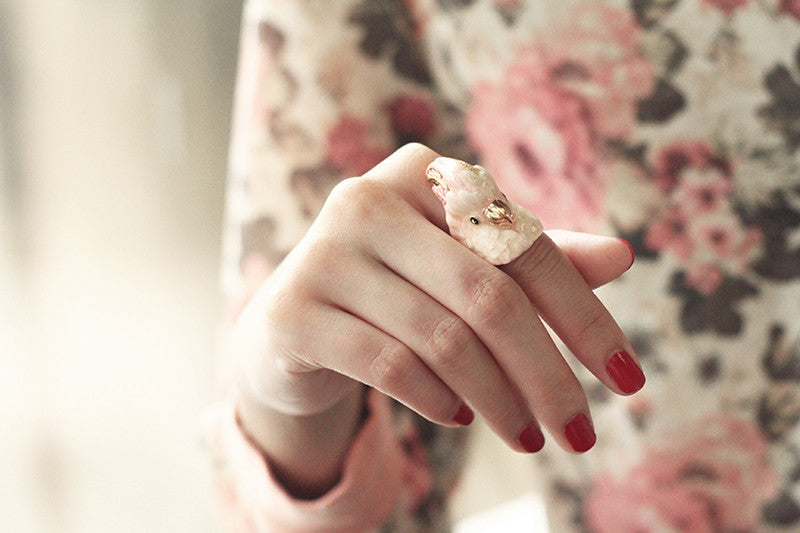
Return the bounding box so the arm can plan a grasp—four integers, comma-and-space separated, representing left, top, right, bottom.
218, 0, 800, 530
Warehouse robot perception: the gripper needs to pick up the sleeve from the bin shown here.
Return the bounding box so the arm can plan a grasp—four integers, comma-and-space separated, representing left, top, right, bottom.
204, 389, 413, 533
210, 1, 459, 531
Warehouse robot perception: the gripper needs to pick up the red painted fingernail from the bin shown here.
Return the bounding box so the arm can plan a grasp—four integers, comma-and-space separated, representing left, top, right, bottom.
452, 404, 475, 426
565, 413, 596, 453
606, 350, 646, 394
618, 238, 635, 269
517, 423, 545, 453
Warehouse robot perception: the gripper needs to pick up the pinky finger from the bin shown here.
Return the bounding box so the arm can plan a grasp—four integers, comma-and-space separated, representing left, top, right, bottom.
314, 307, 471, 427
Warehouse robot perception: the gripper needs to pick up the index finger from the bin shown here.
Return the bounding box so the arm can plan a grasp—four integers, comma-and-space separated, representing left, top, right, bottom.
502, 234, 646, 396
374, 144, 644, 396
368, 145, 634, 290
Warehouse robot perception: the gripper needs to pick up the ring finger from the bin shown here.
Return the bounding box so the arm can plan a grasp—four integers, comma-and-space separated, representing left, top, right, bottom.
317, 256, 545, 453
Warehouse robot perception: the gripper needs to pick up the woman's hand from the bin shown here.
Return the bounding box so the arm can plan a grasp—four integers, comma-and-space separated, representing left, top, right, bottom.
231, 144, 642, 476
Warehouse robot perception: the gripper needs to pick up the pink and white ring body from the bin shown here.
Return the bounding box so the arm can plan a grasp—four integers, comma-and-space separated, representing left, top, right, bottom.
426, 157, 544, 265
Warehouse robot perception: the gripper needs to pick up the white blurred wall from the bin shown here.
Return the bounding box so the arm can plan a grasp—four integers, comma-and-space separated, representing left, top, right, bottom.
1, 2, 240, 531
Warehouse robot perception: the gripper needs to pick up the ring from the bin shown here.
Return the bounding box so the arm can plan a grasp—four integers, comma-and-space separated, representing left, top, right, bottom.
426, 157, 543, 265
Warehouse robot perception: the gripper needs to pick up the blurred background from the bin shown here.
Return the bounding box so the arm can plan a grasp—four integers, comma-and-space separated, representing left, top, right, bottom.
1, 1, 240, 531
0, 2, 544, 531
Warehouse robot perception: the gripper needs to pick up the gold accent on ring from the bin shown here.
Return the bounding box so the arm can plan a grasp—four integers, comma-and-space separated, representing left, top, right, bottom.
426, 167, 449, 193
483, 199, 514, 226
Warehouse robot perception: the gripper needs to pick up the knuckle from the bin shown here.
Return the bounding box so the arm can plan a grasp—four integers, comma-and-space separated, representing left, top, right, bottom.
262, 281, 306, 326
397, 142, 437, 162
259, 302, 311, 372
325, 177, 388, 224
465, 268, 520, 329
425, 315, 470, 370
369, 342, 413, 390
326, 176, 358, 205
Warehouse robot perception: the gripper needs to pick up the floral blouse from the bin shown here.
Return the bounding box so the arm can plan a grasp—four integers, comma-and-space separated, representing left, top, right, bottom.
210, 0, 800, 531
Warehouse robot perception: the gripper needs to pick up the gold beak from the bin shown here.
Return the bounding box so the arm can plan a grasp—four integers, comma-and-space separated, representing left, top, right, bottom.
426, 167, 449, 194
483, 199, 514, 226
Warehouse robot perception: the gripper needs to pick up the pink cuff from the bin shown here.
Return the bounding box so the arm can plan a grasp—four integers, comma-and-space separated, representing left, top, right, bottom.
205, 389, 408, 533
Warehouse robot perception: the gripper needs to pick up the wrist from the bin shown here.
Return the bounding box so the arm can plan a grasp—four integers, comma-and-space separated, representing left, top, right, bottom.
236, 383, 368, 499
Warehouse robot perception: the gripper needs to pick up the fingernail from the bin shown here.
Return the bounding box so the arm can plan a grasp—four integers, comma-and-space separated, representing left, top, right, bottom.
517, 423, 545, 453
565, 413, 596, 453
606, 350, 646, 394
452, 404, 475, 426
618, 238, 635, 269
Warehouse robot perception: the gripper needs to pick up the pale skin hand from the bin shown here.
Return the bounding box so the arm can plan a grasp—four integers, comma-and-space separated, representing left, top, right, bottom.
232, 143, 643, 499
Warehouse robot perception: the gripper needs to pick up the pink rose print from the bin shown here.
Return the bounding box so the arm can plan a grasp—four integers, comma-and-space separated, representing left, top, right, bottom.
644, 140, 762, 294
325, 115, 392, 177
466, 54, 602, 232
780, 0, 800, 21
652, 140, 731, 193
703, 0, 750, 14
686, 263, 725, 295
673, 172, 730, 215
388, 94, 437, 142
466, 3, 654, 231
586, 416, 779, 533
545, 3, 655, 139
693, 216, 762, 262
645, 204, 695, 261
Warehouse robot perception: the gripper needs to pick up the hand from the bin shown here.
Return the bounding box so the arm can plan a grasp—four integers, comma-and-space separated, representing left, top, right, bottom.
231, 143, 643, 457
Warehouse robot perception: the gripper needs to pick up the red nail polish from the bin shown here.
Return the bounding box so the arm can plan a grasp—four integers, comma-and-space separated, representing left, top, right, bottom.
517, 423, 545, 453
606, 350, 646, 394
452, 404, 475, 426
618, 238, 635, 269
565, 413, 596, 453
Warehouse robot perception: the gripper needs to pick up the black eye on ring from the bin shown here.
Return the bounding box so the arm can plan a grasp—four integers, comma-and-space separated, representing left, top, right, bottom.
469, 217, 480, 225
